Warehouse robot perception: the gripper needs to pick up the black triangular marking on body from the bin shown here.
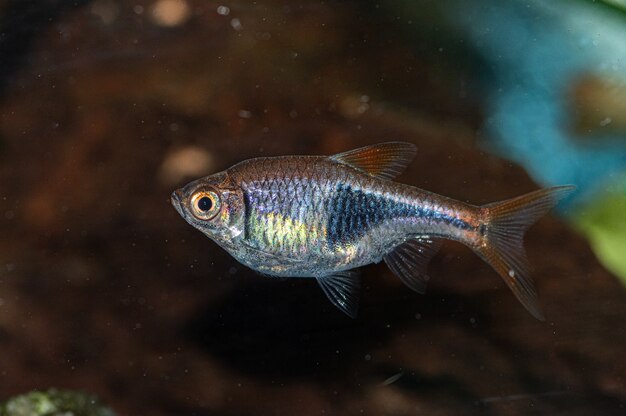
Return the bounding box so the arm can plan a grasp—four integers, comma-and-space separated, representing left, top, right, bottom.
383, 237, 443, 294
316, 271, 360, 318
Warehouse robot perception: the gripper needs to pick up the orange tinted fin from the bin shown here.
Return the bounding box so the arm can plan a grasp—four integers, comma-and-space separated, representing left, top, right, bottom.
330, 142, 417, 180
476, 185, 576, 320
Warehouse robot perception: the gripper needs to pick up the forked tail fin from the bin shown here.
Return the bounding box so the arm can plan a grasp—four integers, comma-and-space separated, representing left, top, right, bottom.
475, 186, 575, 320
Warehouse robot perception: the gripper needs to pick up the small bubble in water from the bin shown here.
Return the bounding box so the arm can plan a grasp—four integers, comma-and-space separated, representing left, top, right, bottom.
228, 267, 237, 275
230, 17, 243, 31
364, 354, 371, 361
599, 117, 612, 127
238, 110, 252, 119
91, 0, 120, 24
217, 5, 230, 16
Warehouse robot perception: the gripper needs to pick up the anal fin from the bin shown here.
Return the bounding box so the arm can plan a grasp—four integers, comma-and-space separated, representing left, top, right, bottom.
383, 237, 443, 294
316, 271, 360, 318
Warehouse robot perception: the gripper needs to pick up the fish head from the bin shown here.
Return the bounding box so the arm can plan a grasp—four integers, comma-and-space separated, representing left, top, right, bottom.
171, 171, 245, 247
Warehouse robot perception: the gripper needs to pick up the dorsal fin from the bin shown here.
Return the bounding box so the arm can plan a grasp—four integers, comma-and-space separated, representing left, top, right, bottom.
329, 142, 417, 180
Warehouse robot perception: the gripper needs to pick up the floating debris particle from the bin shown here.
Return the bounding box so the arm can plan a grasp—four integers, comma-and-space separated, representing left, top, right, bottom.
230, 17, 243, 31
160, 146, 214, 185
150, 0, 191, 27
382, 372, 404, 386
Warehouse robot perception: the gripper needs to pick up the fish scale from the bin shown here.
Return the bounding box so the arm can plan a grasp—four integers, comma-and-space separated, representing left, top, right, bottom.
172, 142, 575, 319
243, 173, 328, 257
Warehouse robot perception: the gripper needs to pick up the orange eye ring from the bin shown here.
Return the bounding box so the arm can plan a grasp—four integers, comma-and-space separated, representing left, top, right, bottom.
190, 189, 221, 220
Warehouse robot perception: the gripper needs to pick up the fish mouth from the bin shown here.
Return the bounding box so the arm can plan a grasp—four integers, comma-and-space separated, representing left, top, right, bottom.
171, 189, 186, 218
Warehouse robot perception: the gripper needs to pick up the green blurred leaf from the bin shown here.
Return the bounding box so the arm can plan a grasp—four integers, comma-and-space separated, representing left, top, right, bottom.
0, 389, 115, 416
573, 181, 626, 285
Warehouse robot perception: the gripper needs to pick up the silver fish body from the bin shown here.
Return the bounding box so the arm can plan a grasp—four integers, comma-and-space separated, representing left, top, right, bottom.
172, 142, 574, 319
226, 157, 475, 276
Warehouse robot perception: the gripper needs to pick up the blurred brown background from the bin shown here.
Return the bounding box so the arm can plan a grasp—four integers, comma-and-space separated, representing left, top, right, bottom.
0, 0, 624, 415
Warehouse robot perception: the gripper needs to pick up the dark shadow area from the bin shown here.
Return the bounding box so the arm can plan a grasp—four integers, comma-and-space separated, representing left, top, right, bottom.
183, 271, 483, 379
0, 0, 91, 96
375, 365, 493, 415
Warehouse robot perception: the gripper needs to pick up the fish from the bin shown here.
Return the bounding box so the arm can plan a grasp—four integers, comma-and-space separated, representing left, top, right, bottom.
171, 142, 575, 319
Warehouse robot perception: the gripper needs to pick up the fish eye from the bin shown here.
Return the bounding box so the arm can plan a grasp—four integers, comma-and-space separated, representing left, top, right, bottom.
190, 190, 221, 220
197, 196, 213, 212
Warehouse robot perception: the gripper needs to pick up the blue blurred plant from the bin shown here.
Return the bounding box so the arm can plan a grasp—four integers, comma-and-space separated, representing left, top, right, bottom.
382, 0, 626, 282
453, 0, 626, 282
455, 0, 626, 204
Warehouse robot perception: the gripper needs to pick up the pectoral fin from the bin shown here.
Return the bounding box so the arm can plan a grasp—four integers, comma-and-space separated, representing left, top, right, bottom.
383, 237, 443, 294
241, 242, 306, 267
316, 271, 361, 318
329, 142, 417, 180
